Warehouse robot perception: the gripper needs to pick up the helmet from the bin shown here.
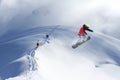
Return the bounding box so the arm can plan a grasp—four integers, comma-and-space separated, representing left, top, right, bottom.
85, 24, 90, 28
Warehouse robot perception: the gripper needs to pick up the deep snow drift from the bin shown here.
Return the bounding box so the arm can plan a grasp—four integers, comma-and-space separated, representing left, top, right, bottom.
4, 26, 120, 80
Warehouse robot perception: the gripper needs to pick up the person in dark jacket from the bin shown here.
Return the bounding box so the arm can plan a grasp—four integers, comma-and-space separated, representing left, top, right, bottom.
35, 40, 40, 49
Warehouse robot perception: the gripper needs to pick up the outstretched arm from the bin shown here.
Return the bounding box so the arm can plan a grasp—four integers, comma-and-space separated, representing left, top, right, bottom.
85, 28, 93, 32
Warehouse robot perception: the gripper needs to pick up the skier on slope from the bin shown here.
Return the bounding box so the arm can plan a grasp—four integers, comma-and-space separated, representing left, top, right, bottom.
35, 40, 40, 49
45, 34, 50, 43
35, 34, 50, 49
78, 24, 93, 42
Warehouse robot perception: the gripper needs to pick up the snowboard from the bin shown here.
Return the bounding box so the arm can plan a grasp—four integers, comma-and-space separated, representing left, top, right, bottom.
72, 36, 91, 49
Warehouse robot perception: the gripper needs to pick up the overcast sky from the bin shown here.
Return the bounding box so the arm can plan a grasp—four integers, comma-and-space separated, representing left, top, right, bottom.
0, 0, 120, 27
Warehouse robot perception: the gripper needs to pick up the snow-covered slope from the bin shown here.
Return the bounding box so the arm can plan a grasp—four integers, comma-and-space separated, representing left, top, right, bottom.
4, 26, 120, 80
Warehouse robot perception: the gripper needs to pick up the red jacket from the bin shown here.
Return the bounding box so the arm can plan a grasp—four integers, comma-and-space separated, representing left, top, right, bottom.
78, 26, 85, 36
78, 25, 93, 36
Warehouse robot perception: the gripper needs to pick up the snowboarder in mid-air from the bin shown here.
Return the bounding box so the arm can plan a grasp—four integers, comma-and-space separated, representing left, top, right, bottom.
78, 24, 93, 42
72, 24, 93, 48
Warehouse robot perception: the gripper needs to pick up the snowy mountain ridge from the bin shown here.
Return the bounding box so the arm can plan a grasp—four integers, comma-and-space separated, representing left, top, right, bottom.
3, 25, 120, 80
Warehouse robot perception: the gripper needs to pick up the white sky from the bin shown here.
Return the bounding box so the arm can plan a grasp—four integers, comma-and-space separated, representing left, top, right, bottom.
1, 0, 120, 26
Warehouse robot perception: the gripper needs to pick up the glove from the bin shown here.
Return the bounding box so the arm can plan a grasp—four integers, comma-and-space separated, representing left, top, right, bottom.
91, 30, 93, 32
